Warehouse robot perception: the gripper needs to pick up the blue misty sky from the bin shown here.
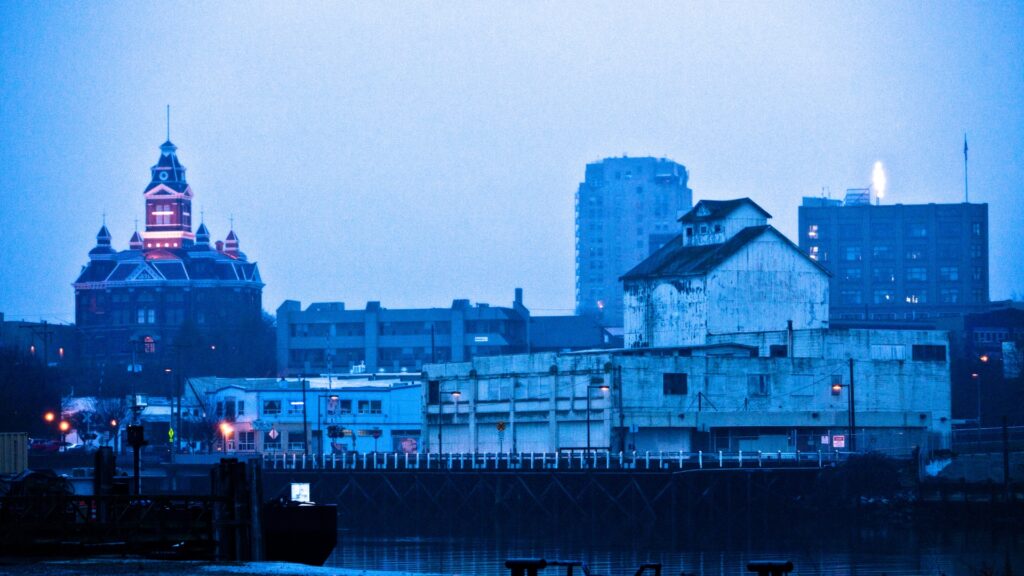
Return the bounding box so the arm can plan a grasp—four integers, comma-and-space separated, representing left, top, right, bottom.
1, 2, 1022, 323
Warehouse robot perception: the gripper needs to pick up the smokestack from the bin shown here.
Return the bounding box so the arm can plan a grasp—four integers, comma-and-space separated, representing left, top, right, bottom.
514, 288, 523, 306
215, 240, 224, 252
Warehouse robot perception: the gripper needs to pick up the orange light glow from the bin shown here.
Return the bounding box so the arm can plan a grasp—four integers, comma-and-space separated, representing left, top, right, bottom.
219, 422, 234, 437
58, 421, 70, 433
979, 354, 990, 363
43, 411, 55, 423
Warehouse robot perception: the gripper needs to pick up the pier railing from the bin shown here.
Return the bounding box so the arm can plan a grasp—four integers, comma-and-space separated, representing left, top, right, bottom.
262, 449, 848, 471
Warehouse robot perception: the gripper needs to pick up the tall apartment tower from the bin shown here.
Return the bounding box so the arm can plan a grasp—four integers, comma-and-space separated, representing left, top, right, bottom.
575, 156, 692, 326
798, 194, 989, 324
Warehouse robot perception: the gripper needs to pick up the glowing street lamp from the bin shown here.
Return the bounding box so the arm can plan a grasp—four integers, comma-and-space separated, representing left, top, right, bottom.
58, 420, 70, 452
219, 421, 234, 452
43, 411, 56, 423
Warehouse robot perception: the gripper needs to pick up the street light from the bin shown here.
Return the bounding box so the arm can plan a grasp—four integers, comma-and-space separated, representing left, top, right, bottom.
219, 421, 234, 452
43, 411, 55, 423
830, 360, 857, 452
451, 391, 461, 424
58, 420, 70, 452
317, 394, 340, 455
585, 383, 610, 452
435, 389, 463, 464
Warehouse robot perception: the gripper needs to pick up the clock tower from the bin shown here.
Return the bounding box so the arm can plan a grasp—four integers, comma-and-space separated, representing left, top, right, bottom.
143, 140, 194, 249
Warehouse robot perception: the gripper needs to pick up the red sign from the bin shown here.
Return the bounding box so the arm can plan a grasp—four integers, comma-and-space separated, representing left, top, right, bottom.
832, 435, 846, 449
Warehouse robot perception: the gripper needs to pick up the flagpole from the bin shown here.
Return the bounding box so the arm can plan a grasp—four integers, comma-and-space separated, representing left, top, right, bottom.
964, 133, 969, 203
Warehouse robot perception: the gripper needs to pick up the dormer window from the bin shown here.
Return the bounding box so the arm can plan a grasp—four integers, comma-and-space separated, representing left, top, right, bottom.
685, 227, 693, 237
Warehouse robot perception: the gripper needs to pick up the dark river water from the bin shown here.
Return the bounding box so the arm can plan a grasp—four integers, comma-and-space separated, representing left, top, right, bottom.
325, 524, 1023, 576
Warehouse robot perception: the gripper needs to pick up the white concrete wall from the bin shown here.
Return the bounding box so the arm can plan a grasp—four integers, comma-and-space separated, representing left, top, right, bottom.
706, 233, 829, 336
624, 277, 709, 348
423, 327, 951, 455
624, 231, 829, 348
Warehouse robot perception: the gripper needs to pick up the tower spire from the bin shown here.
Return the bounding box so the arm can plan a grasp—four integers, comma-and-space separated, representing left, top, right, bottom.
166, 105, 171, 142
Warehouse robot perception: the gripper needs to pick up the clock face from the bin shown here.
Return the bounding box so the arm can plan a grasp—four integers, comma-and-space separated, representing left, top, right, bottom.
159, 171, 169, 181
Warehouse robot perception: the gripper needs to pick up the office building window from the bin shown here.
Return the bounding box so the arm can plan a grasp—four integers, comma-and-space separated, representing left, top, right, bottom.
871, 223, 896, 238
844, 246, 862, 261
905, 247, 925, 261
873, 290, 895, 304
973, 267, 983, 281
940, 289, 960, 303
843, 267, 862, 281
939, 267, 959, 281
262, 400, 281, 415
906, 267, 927, 282
906, 223, 928, 238
905, 292, 927, 304
809, 246, 820, 261
841, 290, 863, 305
807, 224, 819, 239
938, 244, 960, 259
972, 222, 983, 237
872, 245, 894, 260
872, 267, 896, 284
840, 224, 860, 239
663, 373, 688, 395
971, 244, 983, 259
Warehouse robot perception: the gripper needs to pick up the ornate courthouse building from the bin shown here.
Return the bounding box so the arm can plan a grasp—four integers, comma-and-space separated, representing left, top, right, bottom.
74, 138, 264, 384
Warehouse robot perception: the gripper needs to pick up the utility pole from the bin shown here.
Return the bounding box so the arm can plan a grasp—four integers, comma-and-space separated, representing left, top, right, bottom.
848, 358, 857, 453
301, 378, 309, 456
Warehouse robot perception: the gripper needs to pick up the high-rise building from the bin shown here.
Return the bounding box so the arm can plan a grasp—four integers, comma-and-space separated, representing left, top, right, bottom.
575, 156, 692, 326
798, 194, 988, 324
74, 138, 265, 384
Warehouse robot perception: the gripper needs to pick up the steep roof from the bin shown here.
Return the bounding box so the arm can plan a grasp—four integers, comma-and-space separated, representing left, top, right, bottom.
74, 245, 262, 286
621, 224, 830, 281
678, 198, 771, 223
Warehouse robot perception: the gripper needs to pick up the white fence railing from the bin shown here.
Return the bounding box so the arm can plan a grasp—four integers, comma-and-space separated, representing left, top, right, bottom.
261, 449, 849, 471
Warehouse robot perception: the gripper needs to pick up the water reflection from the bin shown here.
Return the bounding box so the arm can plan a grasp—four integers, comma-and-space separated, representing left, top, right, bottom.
326, 525, 1022, 576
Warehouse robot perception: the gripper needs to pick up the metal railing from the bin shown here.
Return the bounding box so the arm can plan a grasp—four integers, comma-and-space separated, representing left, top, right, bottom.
951, 425, 1024, 454
262, 449, 848, 472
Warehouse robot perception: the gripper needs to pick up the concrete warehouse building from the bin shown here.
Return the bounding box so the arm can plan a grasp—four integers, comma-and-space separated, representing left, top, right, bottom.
424, 198, 951, 455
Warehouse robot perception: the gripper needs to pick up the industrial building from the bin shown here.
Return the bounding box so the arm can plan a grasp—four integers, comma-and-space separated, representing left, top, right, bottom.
424, 197, 952, 456
575, 156, 693, 327
276, 289, 614, 377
